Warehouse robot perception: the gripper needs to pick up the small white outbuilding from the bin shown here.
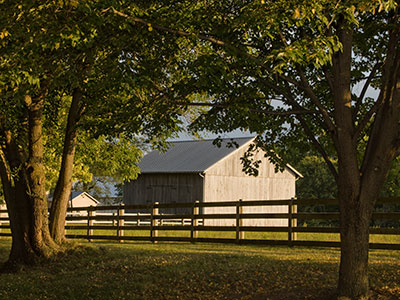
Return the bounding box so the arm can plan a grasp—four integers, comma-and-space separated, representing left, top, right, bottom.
47, 191, 99, 209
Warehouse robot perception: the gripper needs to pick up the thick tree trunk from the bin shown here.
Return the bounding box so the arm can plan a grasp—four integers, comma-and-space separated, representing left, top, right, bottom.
0, 94, 58, 267
0, 164, 57, 268
0, 150, 36, 265
338, 208, 371, 299
49, 89, 83, 243
6, 177, 45, 265
337, 177, 373, 299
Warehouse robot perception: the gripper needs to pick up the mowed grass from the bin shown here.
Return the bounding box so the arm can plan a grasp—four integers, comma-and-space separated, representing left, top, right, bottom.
4, 222, 400, 244
0, 238, 399, 300
63, 226, 400, 244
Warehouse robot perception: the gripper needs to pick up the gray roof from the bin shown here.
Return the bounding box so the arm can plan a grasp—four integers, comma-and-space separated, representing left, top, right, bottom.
139, 137, 255, 173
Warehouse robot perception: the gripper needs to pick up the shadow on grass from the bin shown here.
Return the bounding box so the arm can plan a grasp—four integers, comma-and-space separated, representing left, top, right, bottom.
0, 239, 398, 300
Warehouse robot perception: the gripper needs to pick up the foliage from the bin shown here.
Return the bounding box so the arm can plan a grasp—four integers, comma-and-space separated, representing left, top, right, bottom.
381, 158, 400, 198
294, 156, 400, 200
294, 156, 338, 200
178, 0, 398, 173
0, 0, 194, 258
0, 1, 194, 196
0, 1, 188, 184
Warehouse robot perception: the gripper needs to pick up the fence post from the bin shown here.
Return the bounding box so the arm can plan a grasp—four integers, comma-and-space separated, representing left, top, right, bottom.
117, 204, 125, 243
0, 205, 3, 234
64, 207, 67, 236
191, 200, 199, 243
292, 197, 297, 241
151, 202, 159, 243
288, 198, 297, 246
236, 199, 244, 243
87, 206, 94, 242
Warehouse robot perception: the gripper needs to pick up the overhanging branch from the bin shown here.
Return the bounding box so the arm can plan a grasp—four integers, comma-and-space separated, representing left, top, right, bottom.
180, 102, 318, 116
282, 85, 338, 181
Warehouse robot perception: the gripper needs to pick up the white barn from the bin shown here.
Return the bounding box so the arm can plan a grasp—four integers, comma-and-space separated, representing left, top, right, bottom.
123, 137, 302, 226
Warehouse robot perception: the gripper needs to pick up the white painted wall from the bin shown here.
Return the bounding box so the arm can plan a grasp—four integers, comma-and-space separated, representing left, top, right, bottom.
203, 143, 297, 226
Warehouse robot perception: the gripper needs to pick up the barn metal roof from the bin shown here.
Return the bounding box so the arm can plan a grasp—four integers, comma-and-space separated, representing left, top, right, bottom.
139, 137, 255, 173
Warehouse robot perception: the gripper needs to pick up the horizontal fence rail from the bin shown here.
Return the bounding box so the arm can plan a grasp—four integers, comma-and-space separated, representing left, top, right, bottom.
0, 198, 400, 249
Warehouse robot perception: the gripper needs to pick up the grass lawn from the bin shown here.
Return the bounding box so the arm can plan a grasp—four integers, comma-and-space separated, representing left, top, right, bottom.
64, 227, 400, 244
0, 238, 399, 300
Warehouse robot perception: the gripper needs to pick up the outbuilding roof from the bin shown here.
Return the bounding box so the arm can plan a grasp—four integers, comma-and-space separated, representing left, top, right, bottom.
139, 137, 254, 174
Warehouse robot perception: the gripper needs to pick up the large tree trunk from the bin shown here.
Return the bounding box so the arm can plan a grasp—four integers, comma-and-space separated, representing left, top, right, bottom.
25, 95, 57, 255
49, 89, 83, 243
0, 149, 36, 265
337, 174, 373, 299
0, 94, 58, 267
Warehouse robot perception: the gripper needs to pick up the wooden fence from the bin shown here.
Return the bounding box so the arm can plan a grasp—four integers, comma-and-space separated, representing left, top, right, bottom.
0, 198, 399, 249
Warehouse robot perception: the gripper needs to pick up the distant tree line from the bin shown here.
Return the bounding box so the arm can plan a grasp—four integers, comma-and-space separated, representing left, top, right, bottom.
294, 155, 400, 227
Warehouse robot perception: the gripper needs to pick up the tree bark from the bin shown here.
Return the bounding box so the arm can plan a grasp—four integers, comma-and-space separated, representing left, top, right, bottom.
337, 174, 372, 299
0, 146, 36, 265
0, 94, 58, 267
25, 95, 57, 254
49, 89, 84, 243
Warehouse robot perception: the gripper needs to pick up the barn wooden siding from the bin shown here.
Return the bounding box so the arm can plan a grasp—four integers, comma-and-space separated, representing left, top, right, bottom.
123, 173, 203, 214
203, 145, 296, 226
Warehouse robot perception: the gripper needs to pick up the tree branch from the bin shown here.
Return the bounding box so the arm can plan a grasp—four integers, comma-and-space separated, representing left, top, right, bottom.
282, 86, 339, 180
298, 115, 339, 182
179, 102, 319, 116
353, 93, 383, 140
110, 6, 339, 134
296, 68, 337, 136
354, 17, 400, 141
353, 62, 382, 123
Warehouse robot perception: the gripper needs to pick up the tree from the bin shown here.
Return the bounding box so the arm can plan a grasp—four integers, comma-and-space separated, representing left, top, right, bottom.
68, 134, 145, 201
119, 0, 398, 298
381, 157, 400, 197
0, 1, 186, 266
294, 155, 400, 200
290, 155, 338, 200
